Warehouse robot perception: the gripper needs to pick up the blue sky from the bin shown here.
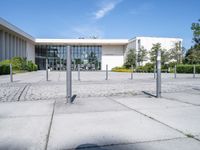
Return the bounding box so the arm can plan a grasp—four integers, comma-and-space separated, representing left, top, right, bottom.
0, 0, 199, 49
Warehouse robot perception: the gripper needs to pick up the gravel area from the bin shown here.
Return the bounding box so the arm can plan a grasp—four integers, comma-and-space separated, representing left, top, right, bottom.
0, 71, 200, 102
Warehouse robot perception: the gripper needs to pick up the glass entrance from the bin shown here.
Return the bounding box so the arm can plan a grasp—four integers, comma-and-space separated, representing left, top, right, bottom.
35, 45, 102, 71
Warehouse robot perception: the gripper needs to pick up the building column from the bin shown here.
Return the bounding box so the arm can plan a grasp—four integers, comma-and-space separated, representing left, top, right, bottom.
10, 34, 13, 59
0, 30, 5, 61
13, 35, 16, 57
17, 37, 20, 56
24, 40, 27, 59
6, 32, 9, 59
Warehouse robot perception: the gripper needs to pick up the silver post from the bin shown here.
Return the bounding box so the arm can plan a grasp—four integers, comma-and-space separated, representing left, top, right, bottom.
46, 58, 48, 81
193, 65, 196, 78
156, 50, 161, 98
60, 58, 61, 71
66, 45, 72, 103
10, 64, 13, 82
78, 64, 80, 81
106, 64, 108, 80
131, 65, 133, 80
174, 65, 177, 78
154, 64, 156, 79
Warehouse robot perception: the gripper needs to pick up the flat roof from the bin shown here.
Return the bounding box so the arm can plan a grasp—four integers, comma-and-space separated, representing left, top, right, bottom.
35, 39, 129, 45
0, 17, 35, 42
129, 36, 182, 42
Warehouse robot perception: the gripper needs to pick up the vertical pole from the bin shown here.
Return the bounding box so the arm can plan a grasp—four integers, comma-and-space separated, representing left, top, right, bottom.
131, 65, 133, 80
10, 64, 13, 82
46, 58, 48, 81
154, 64, 156, 79
106, 64, 108, 80
193, 65, 196, 78
78, 64, 80, 81
60, 58, 61, 71
66, 45, 72, 103
174, 65, 177, 79
156, 50, 161, 98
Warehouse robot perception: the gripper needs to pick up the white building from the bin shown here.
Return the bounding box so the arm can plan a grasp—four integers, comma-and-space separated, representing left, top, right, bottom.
0, 17, 182, 70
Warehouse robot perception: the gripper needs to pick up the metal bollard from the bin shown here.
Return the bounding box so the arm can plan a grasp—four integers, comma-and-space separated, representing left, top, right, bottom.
156, 50, 161, 98
66, 45, 72, 103
154, 64, 156, 79
10, 64, 13, 82
46, 58, 48, 81
106, 64, 108, 80
193, 65, 196, 78
78, 64, 80, 81
174, 65, 177, 78
131, 65, 133, 80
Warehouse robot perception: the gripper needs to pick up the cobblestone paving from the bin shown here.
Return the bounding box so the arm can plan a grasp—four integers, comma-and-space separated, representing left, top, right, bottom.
0, 71, 200, 102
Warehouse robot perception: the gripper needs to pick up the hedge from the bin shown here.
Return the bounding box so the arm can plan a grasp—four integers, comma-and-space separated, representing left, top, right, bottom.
0, 64, 10, 75
0, 57, 38, 75
177, 65, 200, 73
111, 66, 133, 72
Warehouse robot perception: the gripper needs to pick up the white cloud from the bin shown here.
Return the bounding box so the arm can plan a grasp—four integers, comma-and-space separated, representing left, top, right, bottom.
94, 0, 122, 19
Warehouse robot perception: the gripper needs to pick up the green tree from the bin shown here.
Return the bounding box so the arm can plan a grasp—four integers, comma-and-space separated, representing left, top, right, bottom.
137, 46, 147, 66
170, 42, 184, 64
185, 19, 200, 64
185, 48, 200, 64
149, 43, 170, 65
124, 49, 136, 68
149, 43, 161, 64
191, 19, 200, 45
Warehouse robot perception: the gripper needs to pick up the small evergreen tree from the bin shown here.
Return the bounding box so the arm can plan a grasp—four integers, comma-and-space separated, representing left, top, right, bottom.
170, 42, 185, 64
137, 46, 147, 66
124, 49, 136, 68
149, 43, 161, 64
149, 43, 170, 65
185, 19, 200, 64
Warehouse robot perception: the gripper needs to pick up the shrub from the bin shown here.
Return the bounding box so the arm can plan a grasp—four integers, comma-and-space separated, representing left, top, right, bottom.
26, 61, 37, 71
176, 64, 200, 73
0, 59, 10, 65
0, 64, 10, 75
0, 57, 38, 74
10, 57, 25, 70
112, 66, 133, 72
136, 63, 154, 72
33, 64, 38, 71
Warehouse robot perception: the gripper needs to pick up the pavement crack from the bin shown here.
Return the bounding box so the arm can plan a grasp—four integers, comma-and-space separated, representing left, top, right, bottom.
17, 84, 29, 101
45, 101, 56, 150
65, 137, 187, 150
107, 97, 200, 143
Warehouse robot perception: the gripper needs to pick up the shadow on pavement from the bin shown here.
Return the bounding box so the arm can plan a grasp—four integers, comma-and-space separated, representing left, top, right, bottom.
75, 144, 108, 150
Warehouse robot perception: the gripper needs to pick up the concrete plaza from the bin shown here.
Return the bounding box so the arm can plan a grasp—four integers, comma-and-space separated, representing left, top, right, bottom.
0, 71, 200, 150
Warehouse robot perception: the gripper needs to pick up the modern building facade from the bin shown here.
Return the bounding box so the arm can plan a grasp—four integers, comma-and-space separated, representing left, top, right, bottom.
0, 17, 182, 70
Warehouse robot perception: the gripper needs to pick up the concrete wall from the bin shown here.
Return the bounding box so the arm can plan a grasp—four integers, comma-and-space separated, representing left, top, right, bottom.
124, 40, 136, 64
136, 37, 182, 51
26, 41, 35, 63
126, 37, 183, 66
101, 45, 124, 70
0, 26, 35, 62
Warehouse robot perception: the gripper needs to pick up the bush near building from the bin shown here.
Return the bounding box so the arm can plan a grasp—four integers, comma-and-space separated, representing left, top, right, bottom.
0, 57, 38, 75
0, 64, 10, 75
176, 65, 200, 73
112, 63, 200, 74
111, 66, 133, 72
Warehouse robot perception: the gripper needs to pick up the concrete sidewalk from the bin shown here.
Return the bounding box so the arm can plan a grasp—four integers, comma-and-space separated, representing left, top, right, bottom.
0, 92, 200, 150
